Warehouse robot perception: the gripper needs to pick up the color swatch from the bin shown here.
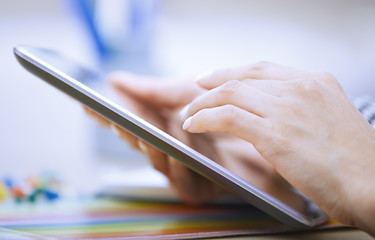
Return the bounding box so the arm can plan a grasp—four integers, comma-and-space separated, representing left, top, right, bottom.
0, 198, 344, 239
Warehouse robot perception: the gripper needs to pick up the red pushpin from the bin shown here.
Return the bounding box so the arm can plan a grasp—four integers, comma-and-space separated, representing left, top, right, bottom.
12, 186, 26, 199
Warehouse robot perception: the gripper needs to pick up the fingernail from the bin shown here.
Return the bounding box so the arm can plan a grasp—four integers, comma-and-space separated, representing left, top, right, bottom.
179, 103, 191, 121
182, 117, 192, 130
110, 125, 121, 137
194, 70, 213, 82
138, 141, 148, 153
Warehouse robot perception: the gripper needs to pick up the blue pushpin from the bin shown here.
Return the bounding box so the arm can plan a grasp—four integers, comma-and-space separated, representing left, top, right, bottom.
3, 177, 13, 189
43, 189, 59, 201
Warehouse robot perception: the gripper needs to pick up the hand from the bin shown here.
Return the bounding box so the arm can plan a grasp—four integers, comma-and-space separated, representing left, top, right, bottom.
181, 62, 375, 234
84, 73, 222, 204
84, 72, 304, 209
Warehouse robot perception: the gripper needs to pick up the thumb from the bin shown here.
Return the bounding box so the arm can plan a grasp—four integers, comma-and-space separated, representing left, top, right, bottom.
108, 71, 203, 109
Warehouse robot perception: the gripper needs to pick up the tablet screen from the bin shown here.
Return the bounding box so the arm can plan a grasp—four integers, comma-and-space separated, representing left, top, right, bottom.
14, 45, 328, 228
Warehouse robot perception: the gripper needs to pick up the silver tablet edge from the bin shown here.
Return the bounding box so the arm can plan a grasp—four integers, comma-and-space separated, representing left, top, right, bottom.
13, 45, 328, 228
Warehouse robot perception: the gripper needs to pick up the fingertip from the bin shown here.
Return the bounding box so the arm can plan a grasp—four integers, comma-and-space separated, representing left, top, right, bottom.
195, 70, 213, 83
178, 103, 191, 122
196, 79, 213, 91
110, 124, 121, 137
195, 69, 228, 90
138, 140, 149, 154
182, 116, 192, 131
82, 105, 91, 115
107, 71, 123, 82
108, 71, 132, 87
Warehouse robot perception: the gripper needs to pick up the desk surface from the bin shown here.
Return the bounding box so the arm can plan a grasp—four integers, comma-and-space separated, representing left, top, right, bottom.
1, 199, 373, 240
207, 229, 373, 240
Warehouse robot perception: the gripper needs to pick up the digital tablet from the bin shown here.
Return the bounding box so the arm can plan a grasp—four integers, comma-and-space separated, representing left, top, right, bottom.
14, 45, 328, 228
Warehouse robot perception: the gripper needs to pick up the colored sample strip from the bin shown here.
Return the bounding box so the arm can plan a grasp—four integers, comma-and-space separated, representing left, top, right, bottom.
0, 198, 344, 239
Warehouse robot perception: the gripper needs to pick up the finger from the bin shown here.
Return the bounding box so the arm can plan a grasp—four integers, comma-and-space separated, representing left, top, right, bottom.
138, 140, 170, 176
182, 105, 267, 145
167, 155, 217, 205
197, 62, 310, 90
181, 80, 275, 120
138, 136, 217, 204
112, 125, 171, 175
111, 124, 140, 150
83, 106, 111, 127
242, 79, 287, 97
108, 72, 204, 109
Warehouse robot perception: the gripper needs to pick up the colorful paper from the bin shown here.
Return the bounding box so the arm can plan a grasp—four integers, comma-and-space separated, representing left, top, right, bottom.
0, 198, 344, 239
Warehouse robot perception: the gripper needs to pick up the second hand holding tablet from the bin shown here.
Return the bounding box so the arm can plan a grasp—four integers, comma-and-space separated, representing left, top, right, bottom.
14, 45, 328, 228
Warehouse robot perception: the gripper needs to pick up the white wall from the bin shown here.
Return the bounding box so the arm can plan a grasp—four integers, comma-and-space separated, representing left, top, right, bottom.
0, 0, 97, 191
154, 0, 375, 97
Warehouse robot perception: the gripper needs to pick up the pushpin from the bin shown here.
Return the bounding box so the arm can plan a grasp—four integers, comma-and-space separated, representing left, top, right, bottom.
3, 177, 13, 189
43, 189, 59, 201
15, 196, 22, 203
12, 186, 26, 199
26, 175, 41, 189
28, 187, 44, 203
0, 182, 7, 202
28, 193, 36, 203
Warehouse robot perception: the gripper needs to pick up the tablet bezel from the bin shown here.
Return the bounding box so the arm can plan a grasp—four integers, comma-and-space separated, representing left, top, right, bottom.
13, 45, 328, 228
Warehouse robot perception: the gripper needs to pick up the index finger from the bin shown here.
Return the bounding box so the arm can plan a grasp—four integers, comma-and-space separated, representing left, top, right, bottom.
197, 61, 310, 90
109, 72, 204, 109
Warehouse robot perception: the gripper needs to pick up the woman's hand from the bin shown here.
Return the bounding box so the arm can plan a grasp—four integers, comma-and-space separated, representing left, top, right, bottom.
181, 62, 375, 234
84, 73, 224, 204
84, 72, 304, 209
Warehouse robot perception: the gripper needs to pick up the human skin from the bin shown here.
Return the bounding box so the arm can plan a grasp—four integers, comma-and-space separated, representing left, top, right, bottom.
180, 62, 375, 235
84, 72, 304, 209
84, 62, 375, 235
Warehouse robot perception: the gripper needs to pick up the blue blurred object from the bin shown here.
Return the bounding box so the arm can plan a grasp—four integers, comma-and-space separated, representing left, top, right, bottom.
1, 173, 62, 204
69, 0, 159, 63
2, 177, 13, 189
73, 0, 109, 58
43, 189, 60, 201
65, 0, 160, 161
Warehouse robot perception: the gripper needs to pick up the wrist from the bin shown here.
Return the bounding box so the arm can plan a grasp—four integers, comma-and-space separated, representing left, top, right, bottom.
349, 177, 375, 235
341, 137, 375, 235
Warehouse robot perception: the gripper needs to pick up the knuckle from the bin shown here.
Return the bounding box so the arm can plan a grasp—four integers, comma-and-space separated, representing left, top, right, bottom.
218, 105, 240, 129
218, 80, 241, 98
314, 71, 336, 81
271, 134, 293, 159
305, 77, 321, 91
314, 71, 340, 86
244, 61, 275, 79
248, 61, 273, 72
294, 76, 325, 97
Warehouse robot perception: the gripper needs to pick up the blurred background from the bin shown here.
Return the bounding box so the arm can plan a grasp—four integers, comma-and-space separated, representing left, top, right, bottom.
1, 0, 375, 198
